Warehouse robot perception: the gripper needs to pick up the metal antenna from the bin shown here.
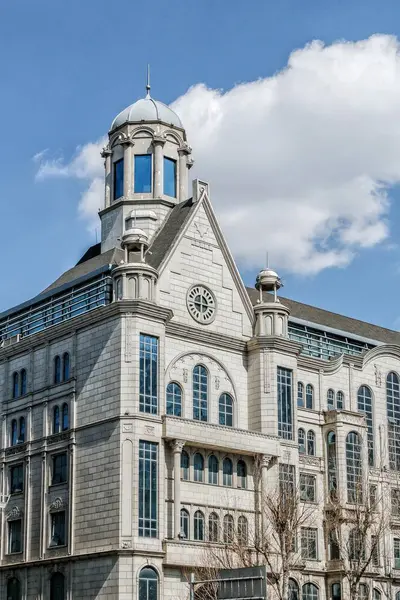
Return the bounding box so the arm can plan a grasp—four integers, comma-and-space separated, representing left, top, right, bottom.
146, 64, 151, 98
266, 251, 269, 269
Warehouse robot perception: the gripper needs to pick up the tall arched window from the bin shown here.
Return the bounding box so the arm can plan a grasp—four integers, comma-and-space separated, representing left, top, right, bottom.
193, 365, 208, 421
53, 406, 60, 434
302, 583, 319, 600
50, 572, 65, 600
336, 391, 344, 409
387, 372, 400, 470
237, 516, 248, 545
181, 451, 189, 481
194, 453, 204, 483
346, 431, 362, 503
180, 509, 189, 539
288, 579, 299, 600
307, 430, 316, 456
305, 384, 314, 410
298, 428, 306, 455
358, 385, 374, 466
219, 393, 233, 427
327, 389, 335, 410
223, 514, 234, 544
237, 460, 247, 489
62, 404, 69, 431
7, 577, 21, 600
11, 420, 17, 446
223, 458, 233, 486
62, 353, 70, 381
12, 372, 19, 399
18, 417, 25, 443
327, 431, 337, 500
54, 356, 61, 384
209, 512, 219, 542
139, 567, 158, 600
373, 590, 381, 600
297, 382, 304, 408
166, 382, 182, 417
20, 369, 27, 396
194, 510, 205, 541
208, 455, 219, 485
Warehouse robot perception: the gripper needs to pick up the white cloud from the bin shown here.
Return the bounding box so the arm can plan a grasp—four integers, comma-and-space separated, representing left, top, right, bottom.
35, 34, 400, 273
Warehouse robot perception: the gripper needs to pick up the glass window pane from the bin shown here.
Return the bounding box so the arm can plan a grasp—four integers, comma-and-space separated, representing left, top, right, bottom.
140, 335, 158, 414
113, 158, 124, 199
278, 367, 293, 439
135, 155, 152, 193
139, 441, 158, 538
164, 157, 176, 197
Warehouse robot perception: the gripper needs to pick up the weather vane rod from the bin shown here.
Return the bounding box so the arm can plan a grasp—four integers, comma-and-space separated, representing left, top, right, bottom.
146, 64, 151, 98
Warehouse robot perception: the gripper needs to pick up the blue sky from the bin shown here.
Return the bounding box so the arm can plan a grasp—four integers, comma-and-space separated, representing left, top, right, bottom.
2, 0, 400, 329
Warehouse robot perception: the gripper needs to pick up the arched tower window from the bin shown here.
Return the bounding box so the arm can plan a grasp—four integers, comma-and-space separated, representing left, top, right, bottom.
164, 157, 177, 198
134, 155, 152, 194
54, 356, 61, 384
346, 431, 362, 503
181, 451, 189, 481
223, 458, 233, 486
219, 393, 233, 427
302, 583, 319, 600
298, 428, 306, 455
62, 404, 69, 431
193, 365, 208, 422
50, 572, 65, 600
327, 431, 337, 500
193, 453, 204, 482
336, 391, 344, 409
20, 369, 27, 396
387, 372, 400, 470
288, 579, 299, 600
139, 567, 158, 600
11, 420, 17, 446
357, 385, 374, 466
305, 384, 314, 410
7, 577, 21, 600
62, 353, 70, 381
307, 430, 315, 456
237, 460, 247, 489
113, 158, 124, 200
18, 417, 25, 443
297, 382, 304, 408
180, 509, 189, 539
12, 372, 19, 399
327, 389, 335, 410
194, 510, 205, 541
166, 382, 182, 417
209, 512, 219, 542
53, 406, 60, 434
208, 455, 218, 485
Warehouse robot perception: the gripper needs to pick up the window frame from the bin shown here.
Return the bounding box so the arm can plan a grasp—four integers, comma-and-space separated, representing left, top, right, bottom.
194, 510, 205, 541
223, 457, 233, 487
208, 455, 219, 485
8, 518, 22, 554
163, 156, 177, 198
51, 453, 68, 486
300, 527, 318, 560
113, 157, 124, 200
300, 473, 316, 502
138, 440, 158, 538
219, 393, 233, 427
166, 382, 182, 417
278, 367, 293, 439
50, 511, 66, 547
193, 364, 208, 422
139, 334, 159, 415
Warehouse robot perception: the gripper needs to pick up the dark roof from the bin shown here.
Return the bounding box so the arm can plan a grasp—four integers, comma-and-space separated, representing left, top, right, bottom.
246, 287, 400, 345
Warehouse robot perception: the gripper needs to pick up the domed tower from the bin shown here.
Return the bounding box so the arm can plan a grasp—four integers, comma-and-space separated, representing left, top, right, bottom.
100, 77, 193, 253
254, 266, 290, 336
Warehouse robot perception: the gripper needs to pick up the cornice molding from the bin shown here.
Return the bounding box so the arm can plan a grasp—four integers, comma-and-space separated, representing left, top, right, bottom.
247, 336, 302, 356
166, 321, 247, 353
99, 198, 175, 217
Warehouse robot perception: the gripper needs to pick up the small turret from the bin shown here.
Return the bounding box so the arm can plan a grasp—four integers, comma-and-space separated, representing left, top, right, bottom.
254, 264, 290, 337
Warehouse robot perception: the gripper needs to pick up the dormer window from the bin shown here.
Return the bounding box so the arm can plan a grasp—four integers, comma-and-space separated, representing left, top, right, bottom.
134, 154, 152, 193
164, 157, 176, 197
113, 158, 124, 199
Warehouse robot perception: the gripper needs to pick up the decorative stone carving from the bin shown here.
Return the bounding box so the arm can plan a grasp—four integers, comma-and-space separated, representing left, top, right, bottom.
263, 350, 270, 393
183, 368, 188, 383
123, 423, 133, 433
5, 444, 26, 456
145, 426, 155, 435
194, 221, 210, 239
374, 364, 382, 387
7, 506, 22, 521
167, 353, 235, 397
299, 455, 321, 467
47, 432, 70, 445
49, 497, 67, 512
215, 376, 220, 390
125, 317, 133, 363
121, 540, 132, 549
260, 454, 274, 469
170, 440, 185, 454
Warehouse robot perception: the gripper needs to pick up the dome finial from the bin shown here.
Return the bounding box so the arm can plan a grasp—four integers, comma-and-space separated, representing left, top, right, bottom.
146, 64, 151, 99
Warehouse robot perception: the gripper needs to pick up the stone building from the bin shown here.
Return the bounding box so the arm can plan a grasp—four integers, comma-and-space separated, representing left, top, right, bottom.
1, 85, 400, 600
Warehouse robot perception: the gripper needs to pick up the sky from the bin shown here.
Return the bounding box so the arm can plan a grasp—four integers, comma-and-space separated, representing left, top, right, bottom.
2, 0, 400, 330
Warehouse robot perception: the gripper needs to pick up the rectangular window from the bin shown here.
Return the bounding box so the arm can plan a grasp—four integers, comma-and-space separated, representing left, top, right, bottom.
52, 453, 67, 485
279, 463, 295, 494
8, 519, 22, 553
113, 158, 124, 200
10, 465, 23, 494
277, 367, 293, 439
301, 527, 317, 559
163, 157, 176, 197
139, 334, 158, 414
371, 535, 379, 566
50, 511, 66, 546
134, 154, 152, 193
139, 440, 158, 537
300, 473, 316, 502
392, 489, 400, 516
370, 484, 377, 510
395, 538, 400, 569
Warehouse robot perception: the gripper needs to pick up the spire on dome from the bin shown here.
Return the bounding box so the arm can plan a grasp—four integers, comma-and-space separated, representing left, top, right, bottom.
146, 64, 151, 99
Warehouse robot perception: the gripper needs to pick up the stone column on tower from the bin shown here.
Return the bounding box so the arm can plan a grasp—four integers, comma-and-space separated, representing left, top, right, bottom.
171, 439, 185, 539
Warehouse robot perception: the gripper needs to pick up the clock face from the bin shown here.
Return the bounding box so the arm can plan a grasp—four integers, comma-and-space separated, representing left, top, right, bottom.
187, 285, 216, 324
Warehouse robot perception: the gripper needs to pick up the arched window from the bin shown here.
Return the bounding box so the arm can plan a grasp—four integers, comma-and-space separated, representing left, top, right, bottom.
12, 372, 19, 399
331, 583, 341, 600
307, 430, 315, 456
223, 514, 234, 544
50, 572, 65, 600
358, 385, 374, 466
209, 512, 219, 542
305, 384, 314, 410
327, 431, 337, 500
219, 393, 233, 427
194, 510, 205, 541
7, 577, 21, 600
62, 353, 70, 381
346, 431, 362, 503
288, 579, 299, 600
223, 458, 233, 486
54, 356, 61, 384
181, 451, 189, 481
297, 382, 304, 408
20, 369, 27, 396
327, 389, 335, 410
337, 391, 344, 410
193, 365, 208, 422
349, 528, 364, 561
62, 404, 69, 431
18, 417, 25, 443
237, 460, 247, 489
373, 590, 381, 600
237, 516, 248, 545
180, 509, 189, 539
53, 406, 60, 434
298, 428, 306, 455
396, 592, 400, 600
11, 420, 17, 446
194, 453, 204, 483
302, 583, 319, 600
359, 584, 369, 600
208, 455, 219, 485
166, 382, 182, 417
139, 567, 158, 600
387, 372, 400, 470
